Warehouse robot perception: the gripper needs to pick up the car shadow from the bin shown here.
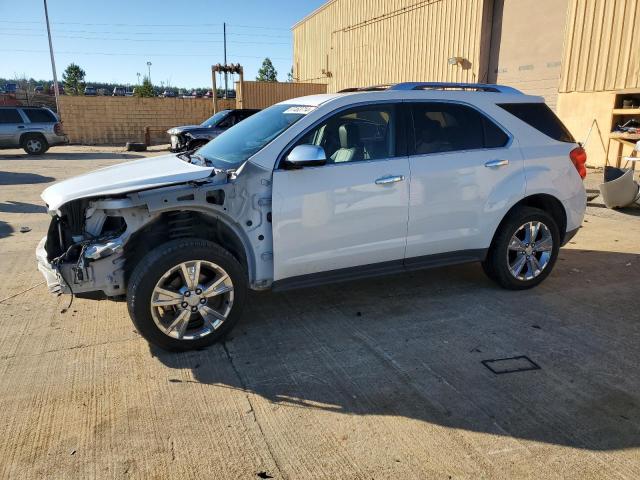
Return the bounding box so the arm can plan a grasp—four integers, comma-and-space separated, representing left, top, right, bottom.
151, 248, 640, 452
0, 171, 55, 185
0, 201, 47, 214
0, 220, 13, 238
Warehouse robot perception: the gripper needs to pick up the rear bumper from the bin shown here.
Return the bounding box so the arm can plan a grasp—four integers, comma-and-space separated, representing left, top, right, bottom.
47, 134, 69, 147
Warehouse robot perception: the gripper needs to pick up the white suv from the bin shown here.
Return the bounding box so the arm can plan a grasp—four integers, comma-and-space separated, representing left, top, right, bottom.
36, 82, 587, 351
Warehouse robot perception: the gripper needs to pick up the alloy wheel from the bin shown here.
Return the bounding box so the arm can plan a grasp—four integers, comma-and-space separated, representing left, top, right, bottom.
150, 260, 234, 340
506, 221, 553, 281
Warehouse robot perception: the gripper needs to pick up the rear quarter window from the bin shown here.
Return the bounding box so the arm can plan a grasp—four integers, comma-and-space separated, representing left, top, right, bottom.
22, 108, 56, 123
498, 103, 575, 143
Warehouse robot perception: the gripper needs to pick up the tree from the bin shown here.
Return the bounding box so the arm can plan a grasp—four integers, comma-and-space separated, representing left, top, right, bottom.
135, 76, 155, 97
62, 63, 86, 95
256, 58, 278, 82
287, 66, 295, 82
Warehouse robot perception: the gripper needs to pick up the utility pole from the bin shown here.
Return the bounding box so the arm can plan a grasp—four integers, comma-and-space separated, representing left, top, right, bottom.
43, 0, 60, 114
223, 22, 228, 99
146, 61, 152, 82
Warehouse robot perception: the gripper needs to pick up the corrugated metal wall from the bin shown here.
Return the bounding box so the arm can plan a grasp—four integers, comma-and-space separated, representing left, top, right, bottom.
237, 81, 327, 109
293, 0, 492, 92
560, 0, 640, 92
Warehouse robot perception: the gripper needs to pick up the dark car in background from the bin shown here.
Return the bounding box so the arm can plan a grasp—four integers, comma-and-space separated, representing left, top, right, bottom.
167, 108, 259, 152
84, 86, 97, 96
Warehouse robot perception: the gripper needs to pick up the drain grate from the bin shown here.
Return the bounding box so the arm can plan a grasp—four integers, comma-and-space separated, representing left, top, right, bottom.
481, 355, 540, 374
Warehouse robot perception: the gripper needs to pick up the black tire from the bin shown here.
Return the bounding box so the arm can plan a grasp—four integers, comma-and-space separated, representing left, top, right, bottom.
21, 134, 49, 155
482, 207, 560, 290
127, 238, 247, 351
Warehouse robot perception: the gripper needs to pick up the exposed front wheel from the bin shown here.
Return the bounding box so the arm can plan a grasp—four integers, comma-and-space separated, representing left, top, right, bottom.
482, 207, 560, 290
127, 239, 247, 351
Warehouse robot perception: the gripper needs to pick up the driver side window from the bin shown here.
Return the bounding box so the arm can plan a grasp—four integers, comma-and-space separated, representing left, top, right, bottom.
294, 104, 396, 164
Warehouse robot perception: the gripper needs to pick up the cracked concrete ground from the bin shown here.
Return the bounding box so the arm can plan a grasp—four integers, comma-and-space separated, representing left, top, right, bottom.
1, 147, 639, 479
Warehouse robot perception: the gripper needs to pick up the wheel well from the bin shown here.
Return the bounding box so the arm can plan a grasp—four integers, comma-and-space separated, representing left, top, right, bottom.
123, 211, 249, 284
500, 194, 567, 237
20, 132, 46, 145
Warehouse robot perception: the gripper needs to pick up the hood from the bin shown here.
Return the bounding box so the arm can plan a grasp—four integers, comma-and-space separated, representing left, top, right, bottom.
42, 153, 214, 211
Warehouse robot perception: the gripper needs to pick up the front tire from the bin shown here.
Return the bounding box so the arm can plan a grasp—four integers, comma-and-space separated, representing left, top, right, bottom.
127, 238, 247, 351
482, 207, 560, 290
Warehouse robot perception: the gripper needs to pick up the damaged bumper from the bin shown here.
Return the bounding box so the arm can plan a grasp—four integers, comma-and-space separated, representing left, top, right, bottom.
36, 236, 66, 294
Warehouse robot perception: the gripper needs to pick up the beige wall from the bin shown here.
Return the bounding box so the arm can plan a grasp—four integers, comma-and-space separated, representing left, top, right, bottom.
557, 91, 616, 167
237, 81, 327, 109
488, 0, 568, 110
59, 97, 224, 145
293, 0, 492, 92
560, 0, 640, 93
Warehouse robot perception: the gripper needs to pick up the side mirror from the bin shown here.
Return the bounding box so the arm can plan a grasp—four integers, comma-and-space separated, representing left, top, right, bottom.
283, 144, 327, 169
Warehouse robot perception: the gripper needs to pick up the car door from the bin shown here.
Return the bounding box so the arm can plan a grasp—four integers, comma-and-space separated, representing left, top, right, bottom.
0, 108, 25, 147
405, 101, 525, 264
272, 103, 410, 282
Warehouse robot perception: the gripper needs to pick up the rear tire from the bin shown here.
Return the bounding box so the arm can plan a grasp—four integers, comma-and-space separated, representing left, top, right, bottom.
21, 134, 49, 155
127, 238, 247, 351
482, 207, 560, 290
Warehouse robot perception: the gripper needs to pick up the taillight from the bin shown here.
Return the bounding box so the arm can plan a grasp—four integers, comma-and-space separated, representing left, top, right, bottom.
570, 146, 587, 179
54, 122, 64, 136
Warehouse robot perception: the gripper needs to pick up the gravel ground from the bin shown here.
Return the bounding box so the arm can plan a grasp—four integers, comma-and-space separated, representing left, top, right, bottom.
0, 147, 639, 479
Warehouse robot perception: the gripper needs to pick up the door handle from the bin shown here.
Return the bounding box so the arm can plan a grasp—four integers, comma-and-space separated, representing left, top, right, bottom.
17, 126, 25, 129
375, 175, 405, 185
485, 159, 509, 168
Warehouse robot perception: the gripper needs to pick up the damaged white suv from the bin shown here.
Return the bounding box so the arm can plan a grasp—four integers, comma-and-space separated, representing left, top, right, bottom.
36, 83, 587, 351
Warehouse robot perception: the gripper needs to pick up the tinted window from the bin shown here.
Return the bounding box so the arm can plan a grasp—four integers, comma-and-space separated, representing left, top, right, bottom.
498, 103, 575, 143
23, 108, 56, 123
293, 104, 396, 164
411, 103, 508, 155
0, 108, 23, 124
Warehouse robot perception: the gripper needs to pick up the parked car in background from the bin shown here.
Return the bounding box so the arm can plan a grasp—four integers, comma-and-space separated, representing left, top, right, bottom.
113, 87, 126, 96
162, 90, 176, 98
34, 85, 44, 93
84, 86, 97, 96
0, 106, 67, 154
49, 84, 64, 95
4, 83, 17, 94
167, 108, 260, 152
203, 90, 213, 98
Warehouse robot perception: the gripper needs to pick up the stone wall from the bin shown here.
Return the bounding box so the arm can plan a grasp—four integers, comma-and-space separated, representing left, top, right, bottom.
58, 97, 235, 145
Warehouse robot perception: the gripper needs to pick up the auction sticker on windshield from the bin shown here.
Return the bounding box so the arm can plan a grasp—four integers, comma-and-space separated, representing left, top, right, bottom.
283, 106, 316, 115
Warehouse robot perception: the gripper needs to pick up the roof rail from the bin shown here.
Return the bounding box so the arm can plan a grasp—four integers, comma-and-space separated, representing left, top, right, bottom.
338, 82, 522, 94
388, 82, 522, 93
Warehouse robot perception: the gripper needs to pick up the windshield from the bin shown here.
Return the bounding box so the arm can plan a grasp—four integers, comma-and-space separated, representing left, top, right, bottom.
197, 104, 312, 168
200, 110, 230, 128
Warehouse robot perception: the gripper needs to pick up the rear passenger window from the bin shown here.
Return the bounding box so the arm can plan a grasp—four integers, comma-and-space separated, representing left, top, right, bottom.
0, 109, 23, 123
22, 108, 56, 123
498, 103, 575, 143
411, 103, 508, 155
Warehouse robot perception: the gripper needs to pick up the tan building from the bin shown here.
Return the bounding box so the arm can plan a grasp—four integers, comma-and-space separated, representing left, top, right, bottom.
293, 0, 640, 166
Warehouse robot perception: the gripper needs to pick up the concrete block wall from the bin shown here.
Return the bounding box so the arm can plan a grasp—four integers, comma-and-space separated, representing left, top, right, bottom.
58, 97, 235, 145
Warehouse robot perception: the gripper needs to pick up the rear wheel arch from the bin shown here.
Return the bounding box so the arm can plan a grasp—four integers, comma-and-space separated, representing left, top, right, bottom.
493, 194, 567, 246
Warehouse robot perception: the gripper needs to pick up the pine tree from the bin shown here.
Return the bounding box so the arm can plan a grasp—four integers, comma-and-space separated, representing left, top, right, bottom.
62, 63, 86, 95
135, 77, 155, 97
256, 58, 278, 82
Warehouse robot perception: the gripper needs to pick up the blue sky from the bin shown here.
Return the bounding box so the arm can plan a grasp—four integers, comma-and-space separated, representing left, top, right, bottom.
0, 0, 325, 88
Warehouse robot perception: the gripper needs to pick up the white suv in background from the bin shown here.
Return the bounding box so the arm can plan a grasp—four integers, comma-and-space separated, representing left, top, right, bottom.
36, 82, 587, 351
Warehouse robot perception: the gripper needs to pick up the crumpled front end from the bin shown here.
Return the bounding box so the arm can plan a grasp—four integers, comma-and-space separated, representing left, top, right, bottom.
36, 197, 156, 297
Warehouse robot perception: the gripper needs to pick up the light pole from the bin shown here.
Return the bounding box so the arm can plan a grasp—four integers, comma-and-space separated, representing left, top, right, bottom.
136, 72, 141, 85
146, 62, 152, 82
43, 0, 60, 114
